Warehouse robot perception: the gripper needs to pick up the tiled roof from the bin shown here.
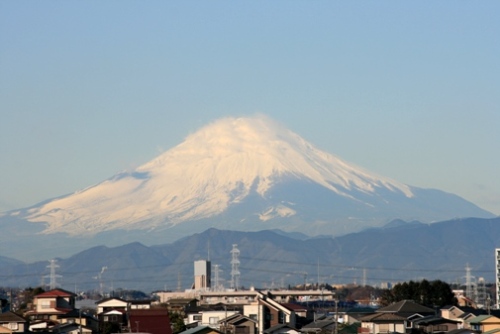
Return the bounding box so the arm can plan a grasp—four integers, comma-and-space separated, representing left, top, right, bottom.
377, 300, 434, 315
24, 307, 74, 316
413, 315, 460, 325
35, 288, 76, 298
0, 311, 27, 323
468, 315, 494, 323
360, 313, 407, 322
96, 297, 127, 304
180, 326, 222, 334
264, 323, 297, 334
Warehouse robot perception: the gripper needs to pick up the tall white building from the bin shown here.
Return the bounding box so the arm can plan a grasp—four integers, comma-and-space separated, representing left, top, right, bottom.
495, 248, 500, 308
194, 260, 211, 290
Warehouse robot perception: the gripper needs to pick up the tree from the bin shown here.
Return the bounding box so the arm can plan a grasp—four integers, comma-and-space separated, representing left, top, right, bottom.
99, 321, 121, 334
170, 312, 186, 334
379, 280, 456, 308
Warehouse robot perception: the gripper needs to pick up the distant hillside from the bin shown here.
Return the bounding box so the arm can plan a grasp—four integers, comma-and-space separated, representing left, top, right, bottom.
1, 216, 499, 292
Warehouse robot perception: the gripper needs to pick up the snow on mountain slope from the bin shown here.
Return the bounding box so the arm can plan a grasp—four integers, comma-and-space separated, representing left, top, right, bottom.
15, 115, 416, 236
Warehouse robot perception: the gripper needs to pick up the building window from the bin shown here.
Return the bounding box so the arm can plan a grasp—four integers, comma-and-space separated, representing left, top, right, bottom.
209, 317, 219, 325
249, 314, 257, 321
278, 311, 285, 324
40, 300, 51, 309
193, 315, 202, 321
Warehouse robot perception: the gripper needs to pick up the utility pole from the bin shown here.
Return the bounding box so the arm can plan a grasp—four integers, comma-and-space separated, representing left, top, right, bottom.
79, 308, 83, 334
334, 296, 338, 334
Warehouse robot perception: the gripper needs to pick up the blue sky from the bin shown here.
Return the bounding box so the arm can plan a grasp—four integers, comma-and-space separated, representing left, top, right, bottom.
1, 1, 499, 215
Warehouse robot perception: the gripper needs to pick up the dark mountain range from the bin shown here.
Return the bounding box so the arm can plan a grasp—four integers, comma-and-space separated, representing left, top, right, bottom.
1, 216, 499, 292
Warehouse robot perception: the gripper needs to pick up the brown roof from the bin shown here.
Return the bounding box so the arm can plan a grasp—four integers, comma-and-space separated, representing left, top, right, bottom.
0, 312, 27, 323
129, 309, 172, 334
35, 288, 76, 298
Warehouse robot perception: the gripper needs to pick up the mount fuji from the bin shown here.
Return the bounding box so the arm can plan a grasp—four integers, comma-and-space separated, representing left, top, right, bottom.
0, 116, 494, 260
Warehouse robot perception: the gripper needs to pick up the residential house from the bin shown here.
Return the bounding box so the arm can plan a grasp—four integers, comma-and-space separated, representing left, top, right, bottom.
441, 306, 465, 321
26, 289, 77, 321
412, 315, 461, 334
128, 309, 172, 334
96, 297, 128, 314
300, 319, 336, 334
23, 288, 98, 333
166, 299, 199, 316
440, 305, 480, 329
29, 319, 59, 332
243, 292, 296, 334
280, 304, 311, 328
193, 310, 239, 329
359, 313, 407, 334
468, 315, 500, 333
58, 309, 100, 332
219, 313, 257, 334
96, 297, 129, 331
0, 312, 27, 333
51, 322, 93, 334
343, 308, 377, 325
359, 300, 435, 334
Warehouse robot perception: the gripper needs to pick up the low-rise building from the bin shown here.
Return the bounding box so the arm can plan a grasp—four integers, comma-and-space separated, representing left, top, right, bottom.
0, 312, 27, 333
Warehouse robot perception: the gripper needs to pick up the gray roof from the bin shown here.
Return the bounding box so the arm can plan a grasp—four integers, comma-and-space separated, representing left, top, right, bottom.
301, 320, 335, 330
377, 300, 435, 316
264, 323, 298, 334
179, 326, 222, 334
412, 315, 460, 325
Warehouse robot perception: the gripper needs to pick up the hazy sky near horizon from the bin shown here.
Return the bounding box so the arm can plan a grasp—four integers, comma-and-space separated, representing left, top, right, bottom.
1, 1, 499, 215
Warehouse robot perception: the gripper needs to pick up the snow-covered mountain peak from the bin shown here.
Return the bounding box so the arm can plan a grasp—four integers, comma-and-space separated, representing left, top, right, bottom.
20, 115, 416, 235
141, 115, 413, 197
